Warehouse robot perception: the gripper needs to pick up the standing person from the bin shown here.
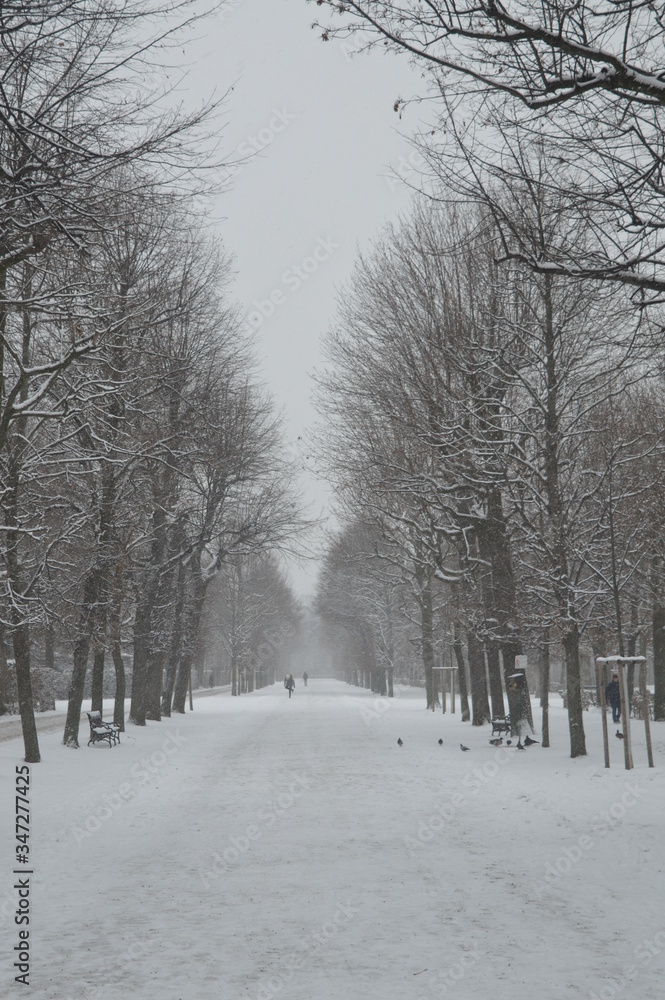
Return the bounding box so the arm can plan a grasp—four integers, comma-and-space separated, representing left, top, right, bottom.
284, 674, 296, 698
605, 673, 622, 723
302, 671, 308, 687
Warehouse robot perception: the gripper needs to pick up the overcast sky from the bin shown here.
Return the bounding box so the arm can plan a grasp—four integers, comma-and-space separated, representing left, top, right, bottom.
186, 0, 423, 599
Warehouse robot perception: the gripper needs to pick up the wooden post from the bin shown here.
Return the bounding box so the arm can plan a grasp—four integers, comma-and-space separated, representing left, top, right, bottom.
441, 668, 446, 714
618, 662, 633, 770
641, 661, 654, 768
598, 659, 610, 769
451, 667, 456, 715
188, 666, 194, 711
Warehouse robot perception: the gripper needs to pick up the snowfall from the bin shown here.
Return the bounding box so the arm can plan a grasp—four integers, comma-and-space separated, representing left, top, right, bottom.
1, 679, 664, 1000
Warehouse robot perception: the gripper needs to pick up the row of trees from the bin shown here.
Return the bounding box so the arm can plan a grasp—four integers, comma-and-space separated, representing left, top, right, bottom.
201, 554, 302, 696
312, 0, 665, 757
0, 2, 304, 761
315, 197, 665, 758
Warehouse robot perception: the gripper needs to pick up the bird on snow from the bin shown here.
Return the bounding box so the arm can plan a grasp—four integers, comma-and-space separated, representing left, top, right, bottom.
506, 740, 512, 746
516, 740, 526, 750
524, 735, 539, 746
397, 737, 403, 746
489, 737, 503, 746
460, 743, 470, 752
438, 738, 443, 745
616, 730, 624, 740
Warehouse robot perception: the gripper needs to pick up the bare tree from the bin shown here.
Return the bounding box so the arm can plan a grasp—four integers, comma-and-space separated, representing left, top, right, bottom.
313, 0, 665, 296
0, 2, 222, 759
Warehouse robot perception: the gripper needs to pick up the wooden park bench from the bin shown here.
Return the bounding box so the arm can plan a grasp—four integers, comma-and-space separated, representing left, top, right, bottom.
491, 715, 511, 737
87, 711, 121, 748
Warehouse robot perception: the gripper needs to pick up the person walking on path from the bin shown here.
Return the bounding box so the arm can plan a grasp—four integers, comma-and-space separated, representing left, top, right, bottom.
284, 674, 296, 698
606, 674, 622, 723
302, 671, 308, 687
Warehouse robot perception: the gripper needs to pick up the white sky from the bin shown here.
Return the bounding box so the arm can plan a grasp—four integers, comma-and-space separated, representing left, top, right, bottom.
185, 0, 424, 599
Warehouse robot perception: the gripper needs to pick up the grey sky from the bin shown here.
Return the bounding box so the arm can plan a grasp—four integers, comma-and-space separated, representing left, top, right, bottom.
187, 0, 422, 598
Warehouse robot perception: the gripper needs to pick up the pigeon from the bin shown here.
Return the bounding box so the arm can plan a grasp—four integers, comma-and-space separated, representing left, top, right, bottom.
506, 740, 512, 746
516, 740, 526, 750
615, 730, 624, 740
489, 738, 503, 746
438, 738, 443, 745
524, 735, 539, 746
397, 738, 403, 746
460, 743, 470, 752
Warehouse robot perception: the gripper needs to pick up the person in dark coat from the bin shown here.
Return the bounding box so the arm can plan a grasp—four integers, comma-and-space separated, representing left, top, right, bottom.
284, 674, 296, 698
605, 674, 621, 723
302, 671, 308, 687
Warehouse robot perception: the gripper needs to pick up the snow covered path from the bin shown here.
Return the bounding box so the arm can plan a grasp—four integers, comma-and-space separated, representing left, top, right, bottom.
1, 679, 664, 1000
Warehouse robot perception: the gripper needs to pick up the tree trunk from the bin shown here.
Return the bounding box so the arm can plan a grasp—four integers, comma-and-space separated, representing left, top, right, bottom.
626, 603, 638, 703
2, 268, 38, 759
91, 645, 105, 713
653, 599, 665, 721
111, 642, 126, 731
562, 624, 587, 757
108, 567, 125, 731
540, 632, 550, 749
477, 487, 530, 725
0, 623, 13, 715
173, 651, 193, 713
12, 620, 40, 762
231, 647, 239, 697
420, 573, 438, 709
468, 630, 490, 725
130, 497, 171, 724
486, 641, 505, 717
63, 569, 98, 747
173, 573, 208, 713
42, 624, 56, 712
161, 557, 186, 716
130, 592, 152, 725
145, 650, 165, 720
453, 625, 470, 722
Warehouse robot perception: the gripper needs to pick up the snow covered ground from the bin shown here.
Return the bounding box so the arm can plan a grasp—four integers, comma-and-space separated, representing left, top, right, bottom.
1, 679, 664, 1000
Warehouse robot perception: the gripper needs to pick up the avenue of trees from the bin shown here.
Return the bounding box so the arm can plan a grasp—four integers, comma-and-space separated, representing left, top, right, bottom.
200, 554, 302, 697
315, 198, 665, 758
311, 0, 665, 757
0, 2, 304, 762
